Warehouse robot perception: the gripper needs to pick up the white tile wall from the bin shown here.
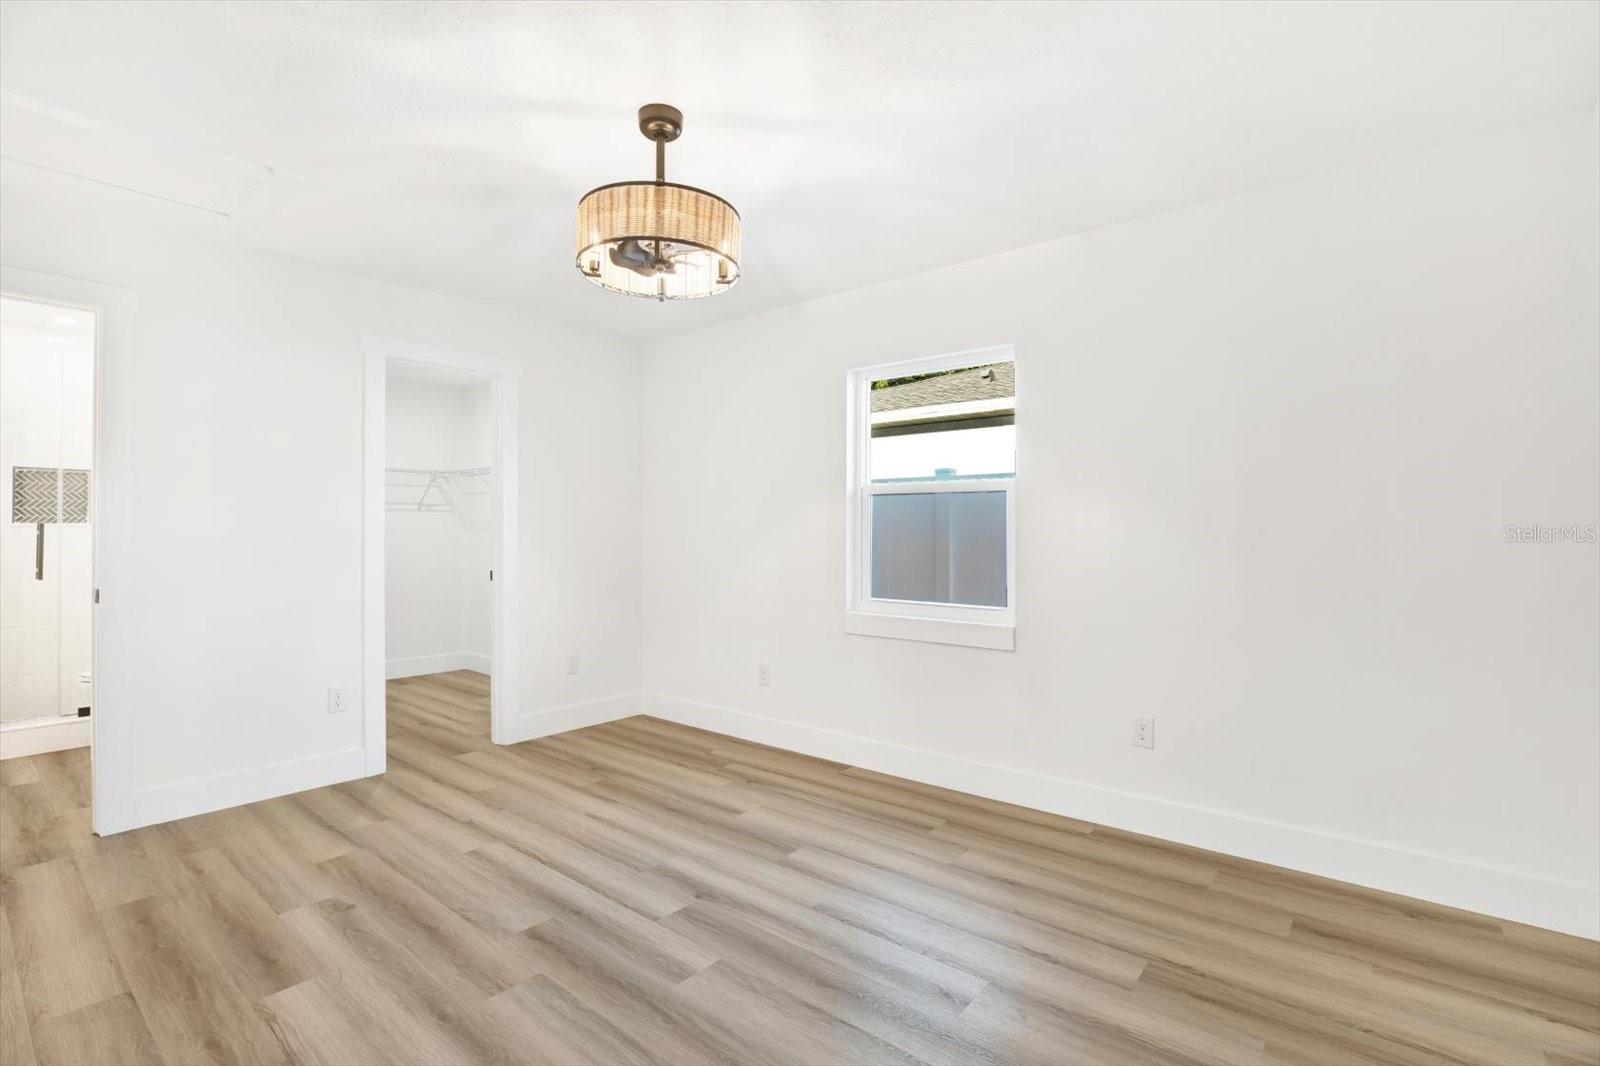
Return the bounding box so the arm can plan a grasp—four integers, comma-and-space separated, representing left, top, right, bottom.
0, 298, 94, 725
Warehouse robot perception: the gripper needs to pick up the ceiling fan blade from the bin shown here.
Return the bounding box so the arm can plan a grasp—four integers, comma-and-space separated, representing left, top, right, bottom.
610, 238, 658, 277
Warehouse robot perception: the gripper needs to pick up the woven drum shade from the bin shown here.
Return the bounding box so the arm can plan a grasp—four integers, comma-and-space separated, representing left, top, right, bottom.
575, 181, 741, 300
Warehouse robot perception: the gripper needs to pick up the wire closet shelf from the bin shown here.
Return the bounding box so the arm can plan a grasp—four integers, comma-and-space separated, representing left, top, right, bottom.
385, 467, 492, 525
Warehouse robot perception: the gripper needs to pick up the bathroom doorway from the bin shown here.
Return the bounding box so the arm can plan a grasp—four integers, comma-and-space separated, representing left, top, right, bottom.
0, 266, 134, 836
0, 295, 96, 761
361, 335, 520, 774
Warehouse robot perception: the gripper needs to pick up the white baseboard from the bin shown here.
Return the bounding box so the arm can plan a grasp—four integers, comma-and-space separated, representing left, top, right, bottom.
502, 692, 637, 745
119, 746, 367, 834
0, 716, 90, 760
106, 688, 629, 835
642, 692, 1599, 941
386, 651, 489, 679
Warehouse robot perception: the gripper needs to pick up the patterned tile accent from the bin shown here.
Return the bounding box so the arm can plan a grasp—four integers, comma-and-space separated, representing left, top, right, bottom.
10, 467, 90, 524
61, 469, 90, 523
11, 467, 57, 524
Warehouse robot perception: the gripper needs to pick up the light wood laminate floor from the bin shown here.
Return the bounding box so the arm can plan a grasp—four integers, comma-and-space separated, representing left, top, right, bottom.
1, 671, 1597, 1065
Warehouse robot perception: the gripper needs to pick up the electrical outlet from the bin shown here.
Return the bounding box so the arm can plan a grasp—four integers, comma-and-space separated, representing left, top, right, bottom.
566, 654, 580, 676
757, 663, 771, 687
327, 687, 350, 715
1132, 716, 1155, 749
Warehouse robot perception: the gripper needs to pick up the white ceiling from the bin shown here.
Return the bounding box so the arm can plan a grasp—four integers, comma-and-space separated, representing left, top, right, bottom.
1, 1, 1595, 341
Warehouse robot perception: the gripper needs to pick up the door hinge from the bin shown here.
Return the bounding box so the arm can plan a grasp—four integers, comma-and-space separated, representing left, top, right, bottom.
93, 588, 101, 604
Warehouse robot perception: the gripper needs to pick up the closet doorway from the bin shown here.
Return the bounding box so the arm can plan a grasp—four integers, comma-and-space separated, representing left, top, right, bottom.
361, 336, 520, 774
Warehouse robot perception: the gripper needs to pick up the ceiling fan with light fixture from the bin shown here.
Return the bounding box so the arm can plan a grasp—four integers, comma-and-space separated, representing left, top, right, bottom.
574, 104, 741, 301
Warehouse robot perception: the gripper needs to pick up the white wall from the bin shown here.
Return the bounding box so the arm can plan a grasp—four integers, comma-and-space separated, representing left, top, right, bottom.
639, 110, 1600, 937
0, 188, 643, 824
384, 376, 493, 676
462, 382, 495, 663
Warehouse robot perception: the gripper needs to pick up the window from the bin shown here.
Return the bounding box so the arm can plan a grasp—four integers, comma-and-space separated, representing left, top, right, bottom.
845, 345, 1016, 650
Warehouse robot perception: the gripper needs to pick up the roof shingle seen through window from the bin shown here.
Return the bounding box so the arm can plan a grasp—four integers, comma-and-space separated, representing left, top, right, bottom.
871, 362, 1014, 413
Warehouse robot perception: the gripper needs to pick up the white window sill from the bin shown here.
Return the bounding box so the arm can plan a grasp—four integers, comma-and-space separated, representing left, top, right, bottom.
844, 610, 1015, 651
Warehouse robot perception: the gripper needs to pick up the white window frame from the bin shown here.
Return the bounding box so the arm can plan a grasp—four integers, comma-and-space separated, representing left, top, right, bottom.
844, 344, 1017, 651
